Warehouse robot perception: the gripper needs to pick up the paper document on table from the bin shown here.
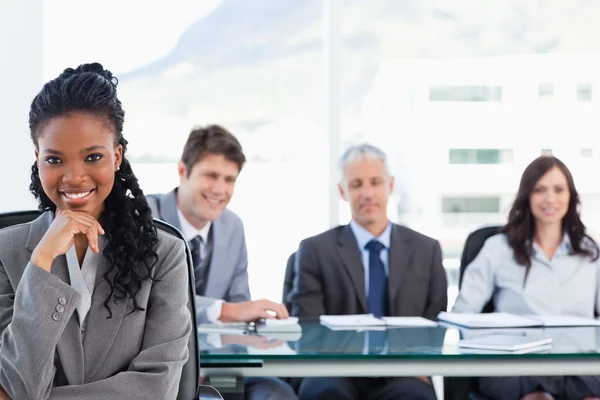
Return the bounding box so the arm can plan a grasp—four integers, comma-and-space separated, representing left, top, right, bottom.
260, 317, 299, 327
533, 315, 600, 327
437, 312, 541, 329
197, 323, 247, 335
320, 314, 387, 329
458, 333, 552, 352
257, 317, 302, 336
438, 312, 600, 329
458, 344, 552, 355
381, 317, 438, 327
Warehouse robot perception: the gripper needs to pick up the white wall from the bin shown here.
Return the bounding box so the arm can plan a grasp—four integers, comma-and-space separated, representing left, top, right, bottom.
0, 0, 43, 211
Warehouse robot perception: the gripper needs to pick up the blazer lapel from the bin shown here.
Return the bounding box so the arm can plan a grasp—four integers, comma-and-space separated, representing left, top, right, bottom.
82, 239, 129, 382
337, 225, 367, 313
26, 212, 85, 385
25, 211, 53, 253
387, 224, 415, 315
160, 189, 182, 230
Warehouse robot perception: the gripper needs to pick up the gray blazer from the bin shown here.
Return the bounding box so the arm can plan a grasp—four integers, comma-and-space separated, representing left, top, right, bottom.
147, 189, 251, 322
290, 224, 448, 319
0, 212, 191, 400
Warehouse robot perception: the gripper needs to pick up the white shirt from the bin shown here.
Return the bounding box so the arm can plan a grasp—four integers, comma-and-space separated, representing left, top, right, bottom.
64, 242, 99, 335
453, 233, 600, 317
176, 208, 212, 245
349, 219, 391, 297
176, 208, 223, 322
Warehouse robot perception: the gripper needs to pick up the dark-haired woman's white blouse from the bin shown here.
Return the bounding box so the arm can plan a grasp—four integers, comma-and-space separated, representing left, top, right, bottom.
453, 233, 600, 317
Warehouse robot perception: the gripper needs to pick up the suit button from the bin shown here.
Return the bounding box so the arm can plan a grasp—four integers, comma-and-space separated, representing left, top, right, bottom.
52, 312, 62, 321
58, 296, 67, 305
55, 304, 65, 313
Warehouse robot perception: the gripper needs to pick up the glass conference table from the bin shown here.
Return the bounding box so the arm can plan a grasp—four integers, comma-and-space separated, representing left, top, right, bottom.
199, 321, 600, 397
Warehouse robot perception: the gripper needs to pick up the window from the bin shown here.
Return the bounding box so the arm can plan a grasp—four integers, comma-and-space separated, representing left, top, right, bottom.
577, 83, 593, 102
339, 3, 600, 308
449, 149, 471, 164
44, 1, 324, 302
36, 1, 600, 308
1, 2, 42, 212
582, 148, 594, 158
449, 149, 513, 164
539, 83, 554, 101
429, 86, 502, 102
442, 197, 501, 214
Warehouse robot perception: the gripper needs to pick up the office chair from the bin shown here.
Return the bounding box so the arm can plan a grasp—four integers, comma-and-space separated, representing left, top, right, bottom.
458, 224, 502, 313
444, 225, 501, 400
0, 210, 44, 229
282, 251, 296, 311
280, 251, 305, 395
0, 210, 223, 400
153, 218, 223, 400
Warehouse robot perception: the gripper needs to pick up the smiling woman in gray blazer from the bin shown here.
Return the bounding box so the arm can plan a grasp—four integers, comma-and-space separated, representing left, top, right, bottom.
0, 63, 191, 400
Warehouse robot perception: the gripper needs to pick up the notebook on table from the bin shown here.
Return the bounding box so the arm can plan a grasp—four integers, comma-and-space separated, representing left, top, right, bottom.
438, 311, 600, 329
319, 314, 437, 330
458, 333, 552, 353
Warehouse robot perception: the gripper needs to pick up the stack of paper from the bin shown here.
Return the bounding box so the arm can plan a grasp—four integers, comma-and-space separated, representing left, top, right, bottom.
438, 312, 541, 329
257, 317, 301, 333
319, 314, 437, 330
320, 314, 386, 330
257, 320, 303, 342
197, 322, 247, 335
458, 333, 552, 354
438, 312, 600, 329
534, 315, 600, 327
198, 317, 301, 335
381, 317, 438, 327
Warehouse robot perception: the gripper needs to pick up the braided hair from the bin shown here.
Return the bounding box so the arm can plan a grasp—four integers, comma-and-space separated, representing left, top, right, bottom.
29, 62, 159, 317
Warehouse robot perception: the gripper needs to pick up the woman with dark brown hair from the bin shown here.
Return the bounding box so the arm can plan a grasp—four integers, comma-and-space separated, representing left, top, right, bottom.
454, 155, 600, 400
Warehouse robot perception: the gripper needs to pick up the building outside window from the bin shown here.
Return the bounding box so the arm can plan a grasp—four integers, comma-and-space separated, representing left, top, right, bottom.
449, 149, 513, 164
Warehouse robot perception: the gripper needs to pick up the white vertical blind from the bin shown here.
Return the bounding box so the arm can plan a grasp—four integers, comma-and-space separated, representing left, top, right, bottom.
0, 0, 43, 211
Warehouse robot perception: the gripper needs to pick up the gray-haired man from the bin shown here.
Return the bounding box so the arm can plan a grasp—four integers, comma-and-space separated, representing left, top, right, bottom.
290, 143, 447, 399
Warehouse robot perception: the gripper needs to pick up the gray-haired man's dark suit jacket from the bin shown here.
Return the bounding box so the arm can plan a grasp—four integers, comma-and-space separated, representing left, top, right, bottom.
146, 189, 251, 323
290, 223, 448, 318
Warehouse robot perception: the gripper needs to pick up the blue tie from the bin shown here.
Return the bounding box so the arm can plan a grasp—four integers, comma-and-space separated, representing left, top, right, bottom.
365, 239, 387, 318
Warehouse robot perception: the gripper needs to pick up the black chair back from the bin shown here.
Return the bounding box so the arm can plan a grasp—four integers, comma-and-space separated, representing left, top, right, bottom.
282, 251, 296, 311
445, 224, 502, 400
152, 219, 201, 400
0, 210, 205, 399
0, 209, 42, 229
459, 225, 502, 313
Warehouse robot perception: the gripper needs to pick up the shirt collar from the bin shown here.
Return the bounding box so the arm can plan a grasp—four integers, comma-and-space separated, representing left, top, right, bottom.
176, 207, 212, 243
532, 233, 572, 256
349, 219, 392, 250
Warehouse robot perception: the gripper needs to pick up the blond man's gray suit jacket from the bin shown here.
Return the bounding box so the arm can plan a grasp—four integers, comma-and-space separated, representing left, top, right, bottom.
0, 212, 192, 400
146, 189, 251, 323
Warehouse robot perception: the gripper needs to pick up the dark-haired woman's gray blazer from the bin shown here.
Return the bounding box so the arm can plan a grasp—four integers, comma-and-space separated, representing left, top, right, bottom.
0, 212, 191, 399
